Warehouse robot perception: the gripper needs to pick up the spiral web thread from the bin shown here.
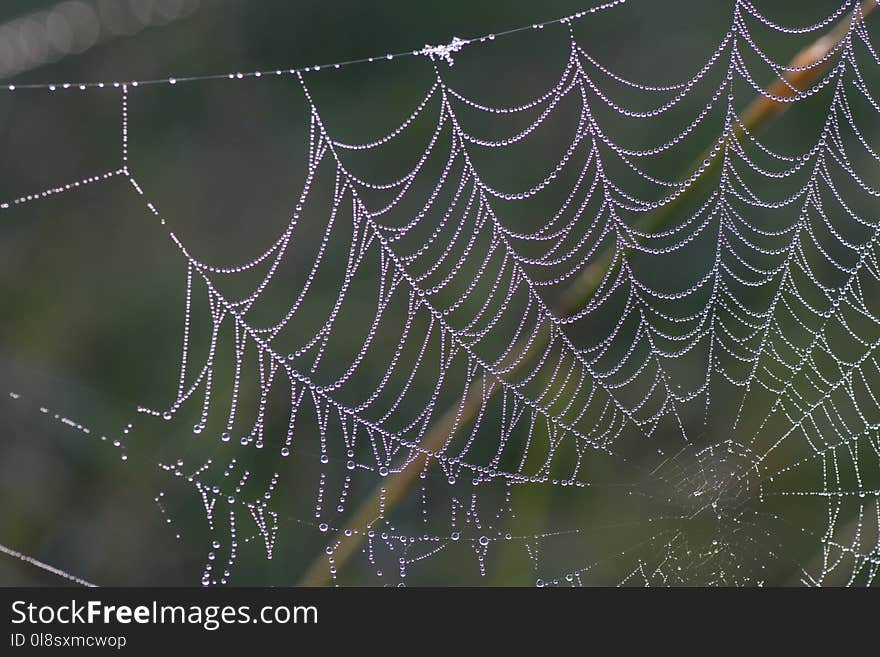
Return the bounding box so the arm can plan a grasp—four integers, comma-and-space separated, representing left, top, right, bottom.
3, 0, 880, 586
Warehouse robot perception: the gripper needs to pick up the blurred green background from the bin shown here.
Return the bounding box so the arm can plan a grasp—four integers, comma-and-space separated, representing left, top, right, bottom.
1, 0, 879, 587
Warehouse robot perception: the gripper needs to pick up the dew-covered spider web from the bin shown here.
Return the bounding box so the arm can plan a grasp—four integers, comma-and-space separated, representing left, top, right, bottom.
2, 0, 880, 586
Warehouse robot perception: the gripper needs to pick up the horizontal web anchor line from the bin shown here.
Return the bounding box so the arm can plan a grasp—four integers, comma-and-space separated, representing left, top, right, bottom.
0, 1, 627, 91
0, 169, 125, 211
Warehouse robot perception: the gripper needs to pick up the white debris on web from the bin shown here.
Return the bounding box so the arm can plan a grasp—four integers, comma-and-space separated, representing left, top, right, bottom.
420, 36, 468, 66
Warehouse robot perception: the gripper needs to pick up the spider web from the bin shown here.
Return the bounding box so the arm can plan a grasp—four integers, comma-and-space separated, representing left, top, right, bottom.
2, 0, 880, 587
